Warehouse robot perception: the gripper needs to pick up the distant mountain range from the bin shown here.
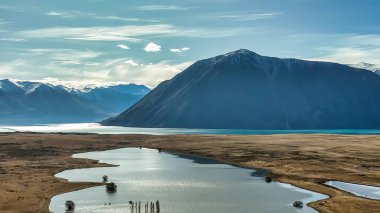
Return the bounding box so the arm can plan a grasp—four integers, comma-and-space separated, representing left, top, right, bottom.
102, 49, 380, 130
0, 79, 150, 124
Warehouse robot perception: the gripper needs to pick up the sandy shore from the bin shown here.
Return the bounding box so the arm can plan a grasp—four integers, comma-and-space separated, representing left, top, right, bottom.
0, 133, 380, 213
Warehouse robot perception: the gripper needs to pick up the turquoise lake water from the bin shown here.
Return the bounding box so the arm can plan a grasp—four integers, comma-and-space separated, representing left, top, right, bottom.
1, 123, 380, 135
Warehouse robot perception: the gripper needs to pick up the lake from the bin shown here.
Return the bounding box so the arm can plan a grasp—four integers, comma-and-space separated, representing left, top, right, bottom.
49, 148, 327, 213
1, 123, 380, 135
326, 181, 380, 200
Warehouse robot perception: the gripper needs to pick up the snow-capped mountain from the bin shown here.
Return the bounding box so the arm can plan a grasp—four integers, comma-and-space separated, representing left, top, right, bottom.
103, 49, 380, 129
0, 79, 24, 93
76, 84, 151, 114
0, 79, 150, 124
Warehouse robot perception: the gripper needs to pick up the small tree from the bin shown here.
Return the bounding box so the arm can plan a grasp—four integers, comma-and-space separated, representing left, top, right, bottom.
265, 176, 273, 183
293, 201, 303, 208
65, 200, 75, 212
106, 182, 117, 192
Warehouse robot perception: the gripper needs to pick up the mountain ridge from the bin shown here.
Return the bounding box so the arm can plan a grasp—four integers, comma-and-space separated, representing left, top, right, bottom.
102, 49, 380, 130
0, 79, 150, 124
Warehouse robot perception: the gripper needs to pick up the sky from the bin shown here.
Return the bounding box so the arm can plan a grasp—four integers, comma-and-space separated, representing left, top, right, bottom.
0, 0, 379, 88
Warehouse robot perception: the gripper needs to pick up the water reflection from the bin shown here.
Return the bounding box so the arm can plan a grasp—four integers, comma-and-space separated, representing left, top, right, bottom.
50, 148, 327, 213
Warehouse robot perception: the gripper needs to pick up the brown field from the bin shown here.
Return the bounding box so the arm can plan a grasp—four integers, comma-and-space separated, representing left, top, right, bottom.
0, 133, 380, 213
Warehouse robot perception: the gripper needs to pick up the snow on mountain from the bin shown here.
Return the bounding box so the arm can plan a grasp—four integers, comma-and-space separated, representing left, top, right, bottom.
349, 62, 380, 72
0, 79, 150, 124
0, 79, 23, 92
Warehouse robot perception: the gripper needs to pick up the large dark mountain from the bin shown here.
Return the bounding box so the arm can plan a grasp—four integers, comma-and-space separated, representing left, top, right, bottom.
0, 80, 150, 124
102, 49, 380, 130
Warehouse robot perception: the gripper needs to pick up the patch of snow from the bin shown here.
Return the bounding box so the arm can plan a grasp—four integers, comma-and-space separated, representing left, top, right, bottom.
349, 62, 380, 72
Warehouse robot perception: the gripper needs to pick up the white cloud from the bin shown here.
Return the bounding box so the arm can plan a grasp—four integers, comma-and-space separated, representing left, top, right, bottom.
170, 47, 190, 53
117, 44, 130, 50
306, 34, 380, 64
102, 16, 139, 22
308, 47, 380, 64
127, 60, 192, 86
51, 50, 102, 61
45, 11, 140, 22
17, 77, 136, 90
0, 59, 27, 76
144, 42, 161, 52
17, 25, 175, 41
24, 48, 102, 66
124, 59, 139, 66
46, 11, 73, 18
27, 49, 53, 54
136, 5, 191, 11
15, 24, 253, 41
46, 11, 62, 16
170, 49, 182, 53
216, 12, 281, 21
0, 56, 193, 88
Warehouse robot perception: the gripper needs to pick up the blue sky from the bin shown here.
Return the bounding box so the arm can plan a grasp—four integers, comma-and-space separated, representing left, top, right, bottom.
0, 0, 379, 88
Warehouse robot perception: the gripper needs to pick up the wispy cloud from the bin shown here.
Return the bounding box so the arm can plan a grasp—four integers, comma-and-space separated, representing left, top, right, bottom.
170, 47, 191, 54
102, 16, 139, 22
16, 25, 174, 41
46, 11, 73, 18
173, 27, 253, 38
144, 42, 161, 52
309, 47, 380, 64
24, 48, 102, 66
0, 4, 23, 12
116, 44, 130, 50
46, 11, 62, 16
0, 59, 28, 77
0, 18, 10, 25
216, 12, 281, 21
15, 23, 254, 41
136, 5, 192, 11
306, 34, 380, 64
124, 59, 139, 66
0, 38, 24, 42
45, 10, 140, 22
0, 57, 193, 88
52, 50, 101, 60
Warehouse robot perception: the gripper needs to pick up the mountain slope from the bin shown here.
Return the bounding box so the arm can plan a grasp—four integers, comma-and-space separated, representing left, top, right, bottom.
0, 80, 150, 124
77, 84, 150, 115
102, 49, 380, 129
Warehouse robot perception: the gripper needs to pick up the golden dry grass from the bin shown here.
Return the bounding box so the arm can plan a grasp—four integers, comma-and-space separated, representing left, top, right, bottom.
0, 133, 379, 212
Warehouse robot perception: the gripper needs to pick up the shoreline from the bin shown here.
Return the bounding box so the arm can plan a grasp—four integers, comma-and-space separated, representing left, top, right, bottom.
51, 147, 328, 212
1, 133, 380, 212
147, 147, 331, 211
